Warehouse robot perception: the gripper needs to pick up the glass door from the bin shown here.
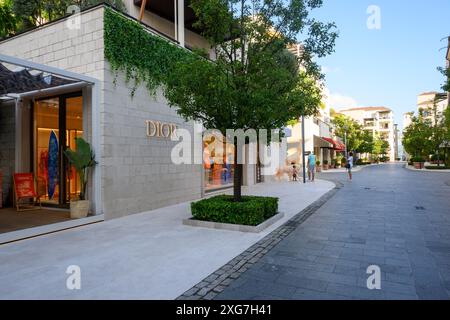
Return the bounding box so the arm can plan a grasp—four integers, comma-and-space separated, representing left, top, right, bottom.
65, 96, 83, 203
34, 92, 83, 207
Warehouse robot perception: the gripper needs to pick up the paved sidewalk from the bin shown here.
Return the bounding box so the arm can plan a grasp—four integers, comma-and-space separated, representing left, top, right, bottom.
320, 166, 363, 173
320, 163, 385, 174
0, 180, 334, 299
216, 163, 450, 300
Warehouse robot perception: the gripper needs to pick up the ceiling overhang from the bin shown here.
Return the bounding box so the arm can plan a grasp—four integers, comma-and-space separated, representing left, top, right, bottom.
134, 0, 200, 33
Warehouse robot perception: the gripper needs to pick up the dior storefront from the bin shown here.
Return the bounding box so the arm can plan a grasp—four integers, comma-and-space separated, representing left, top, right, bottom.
0, 4, 259, 241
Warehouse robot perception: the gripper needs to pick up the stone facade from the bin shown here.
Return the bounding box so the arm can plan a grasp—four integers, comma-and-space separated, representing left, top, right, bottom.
101, 69, 202, 219
0, 5, 202, 218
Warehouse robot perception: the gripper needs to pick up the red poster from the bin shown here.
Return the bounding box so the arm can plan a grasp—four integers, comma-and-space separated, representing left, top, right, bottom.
14, 173, 36, 199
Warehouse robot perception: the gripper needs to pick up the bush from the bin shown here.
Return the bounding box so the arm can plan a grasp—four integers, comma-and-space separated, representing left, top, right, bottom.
356, 159, 371, 165
316, 160, 321, 166
341, 158, 347, 165
430, 154, 445, 162
191, 195, 279, 226
323, 160, 329, 165
411, 156, 425, 162
424, 166, 450, 170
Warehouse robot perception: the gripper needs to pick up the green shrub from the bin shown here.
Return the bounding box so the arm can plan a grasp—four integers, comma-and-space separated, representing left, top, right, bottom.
356, 159, 371, 165
411, 156, 425, 162
425, 166, 450, 170
316, 160, 321, 166
323, 160, 329, 165
191, 195, 279, 226
430, 154, 445, 162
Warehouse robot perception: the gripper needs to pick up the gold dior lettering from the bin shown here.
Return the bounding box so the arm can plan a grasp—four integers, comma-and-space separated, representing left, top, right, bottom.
146, 120, 177, 138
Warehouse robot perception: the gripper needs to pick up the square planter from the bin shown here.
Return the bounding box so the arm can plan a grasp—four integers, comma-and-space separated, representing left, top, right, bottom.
413, 162, 424, 169
183, 212, 285, 233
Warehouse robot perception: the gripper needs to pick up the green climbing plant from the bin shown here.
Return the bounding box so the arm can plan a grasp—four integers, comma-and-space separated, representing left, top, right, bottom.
104, 7, 196, 96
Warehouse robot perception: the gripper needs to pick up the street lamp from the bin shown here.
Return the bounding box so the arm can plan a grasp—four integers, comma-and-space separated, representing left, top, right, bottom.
343, 124, 348, 160
301, 115, 306, 183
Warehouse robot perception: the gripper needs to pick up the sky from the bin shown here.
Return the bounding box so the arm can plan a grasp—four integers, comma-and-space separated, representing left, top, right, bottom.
306, 0, 450, 130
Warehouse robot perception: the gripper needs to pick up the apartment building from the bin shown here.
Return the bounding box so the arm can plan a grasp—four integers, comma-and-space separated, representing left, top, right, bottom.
417, 91, 448, 124
282, 102, 345, 171
338, 106, 397, 161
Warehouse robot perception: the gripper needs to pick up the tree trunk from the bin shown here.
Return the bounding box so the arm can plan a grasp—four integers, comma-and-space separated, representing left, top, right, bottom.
233, 143, 242, 202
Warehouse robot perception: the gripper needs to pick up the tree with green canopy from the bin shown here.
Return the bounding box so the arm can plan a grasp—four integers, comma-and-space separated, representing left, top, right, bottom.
164, 0, 338, 201
10, 0, 125, 33
402, 110, 433, 160
355, 130, 374, 154
331, 114, 363, 153
0, 0, 17, 38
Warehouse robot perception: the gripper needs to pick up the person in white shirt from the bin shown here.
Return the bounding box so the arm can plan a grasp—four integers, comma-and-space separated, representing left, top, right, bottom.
347, 152, 354, 180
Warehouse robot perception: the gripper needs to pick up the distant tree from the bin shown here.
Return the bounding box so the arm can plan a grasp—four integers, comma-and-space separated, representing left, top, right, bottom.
429, 97, 447, 165
332, 114, 363, 152
355, 130, 374, 154
0, 0, 16, 38
438, 66, 450, 93
11, 0, 125, 32
402, 110, 433, 159
443, 107, 450, 165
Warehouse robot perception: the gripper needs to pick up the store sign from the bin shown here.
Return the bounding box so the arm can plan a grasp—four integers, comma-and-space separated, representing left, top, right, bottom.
146, 120, 177, 139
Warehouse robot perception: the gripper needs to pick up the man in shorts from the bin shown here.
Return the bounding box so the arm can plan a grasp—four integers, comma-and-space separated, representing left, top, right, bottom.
307, 151, 316, 182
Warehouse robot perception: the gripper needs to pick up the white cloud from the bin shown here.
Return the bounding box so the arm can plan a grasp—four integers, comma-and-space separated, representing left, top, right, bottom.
322, 88, 358, 110
321, 66, 341, 74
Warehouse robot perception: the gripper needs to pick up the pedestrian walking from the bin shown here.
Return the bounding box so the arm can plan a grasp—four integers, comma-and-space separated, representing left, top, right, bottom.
292, 163, 298, 181
307, 151, 316, 182
346, 152, 354, 181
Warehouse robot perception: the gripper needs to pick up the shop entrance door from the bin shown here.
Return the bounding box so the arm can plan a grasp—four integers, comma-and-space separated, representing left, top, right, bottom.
33, 92, 83, 207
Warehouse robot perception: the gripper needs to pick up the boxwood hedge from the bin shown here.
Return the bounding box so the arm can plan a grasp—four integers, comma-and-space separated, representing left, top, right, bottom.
190, 195, 279, 226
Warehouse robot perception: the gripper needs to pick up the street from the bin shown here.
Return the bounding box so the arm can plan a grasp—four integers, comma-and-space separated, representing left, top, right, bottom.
216, 163, 450, 300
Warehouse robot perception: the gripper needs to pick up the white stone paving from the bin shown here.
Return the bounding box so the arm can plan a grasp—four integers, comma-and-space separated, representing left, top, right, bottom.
0, 179, 334, 300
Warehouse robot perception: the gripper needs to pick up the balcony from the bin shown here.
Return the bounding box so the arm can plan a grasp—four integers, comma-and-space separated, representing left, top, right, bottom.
134, 0, 199, 32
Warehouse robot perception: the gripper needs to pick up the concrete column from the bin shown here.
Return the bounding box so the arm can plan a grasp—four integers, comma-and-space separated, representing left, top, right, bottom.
177, 0, 185, 47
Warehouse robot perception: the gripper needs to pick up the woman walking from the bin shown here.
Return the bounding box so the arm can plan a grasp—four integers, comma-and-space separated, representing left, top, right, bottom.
346, 152, 354, 180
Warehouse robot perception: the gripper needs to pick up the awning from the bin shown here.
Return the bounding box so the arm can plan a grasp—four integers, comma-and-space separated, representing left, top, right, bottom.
322, 137, 345, 151
314, 135, 333, 149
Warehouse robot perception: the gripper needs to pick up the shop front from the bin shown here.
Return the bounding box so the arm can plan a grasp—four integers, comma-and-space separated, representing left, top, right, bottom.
33, 93, 84, 207
0, 53, 102, 242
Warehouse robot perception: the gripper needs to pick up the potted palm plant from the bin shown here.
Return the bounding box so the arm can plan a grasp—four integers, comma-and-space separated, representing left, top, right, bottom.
316, 160, 321, 172
64, 137, 97, 218
412, 156, 425, 169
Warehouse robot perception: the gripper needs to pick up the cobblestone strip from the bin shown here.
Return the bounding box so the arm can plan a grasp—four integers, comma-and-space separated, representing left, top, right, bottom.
176, 180, 343, 300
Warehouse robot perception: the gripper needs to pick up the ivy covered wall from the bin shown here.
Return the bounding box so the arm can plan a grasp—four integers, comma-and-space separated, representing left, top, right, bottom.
104, 7, 194, 96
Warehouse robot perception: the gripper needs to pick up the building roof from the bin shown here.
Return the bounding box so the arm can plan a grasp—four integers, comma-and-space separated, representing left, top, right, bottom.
338, 106, 392, 112
418, 91, 440, 96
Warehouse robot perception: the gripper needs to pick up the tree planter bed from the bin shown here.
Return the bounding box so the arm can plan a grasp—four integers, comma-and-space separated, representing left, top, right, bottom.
183, 212, 284, 233
185, 195, 280, 233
